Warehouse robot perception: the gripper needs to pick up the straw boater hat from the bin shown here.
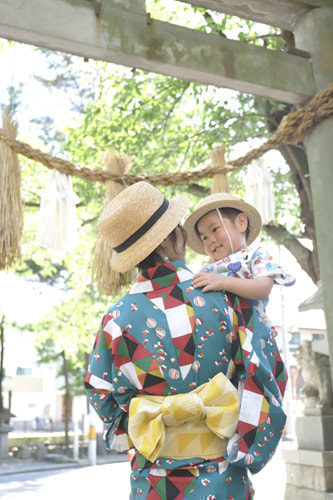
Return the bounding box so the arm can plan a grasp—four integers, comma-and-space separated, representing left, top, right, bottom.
183, 192, 262, 255
97, 182, 190, 272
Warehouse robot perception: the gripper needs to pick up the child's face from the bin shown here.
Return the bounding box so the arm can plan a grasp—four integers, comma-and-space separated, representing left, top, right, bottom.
196, 210, 248, 261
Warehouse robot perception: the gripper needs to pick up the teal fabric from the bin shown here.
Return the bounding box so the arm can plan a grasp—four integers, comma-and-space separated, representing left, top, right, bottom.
85, 261, 287, 499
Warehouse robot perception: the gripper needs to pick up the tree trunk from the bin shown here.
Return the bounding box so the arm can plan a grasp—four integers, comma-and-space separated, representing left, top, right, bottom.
258, 101, 320, 284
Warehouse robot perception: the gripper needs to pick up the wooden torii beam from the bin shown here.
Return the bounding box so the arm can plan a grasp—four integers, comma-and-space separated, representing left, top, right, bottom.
0, 0, 315, 104
177, 0, 325, 30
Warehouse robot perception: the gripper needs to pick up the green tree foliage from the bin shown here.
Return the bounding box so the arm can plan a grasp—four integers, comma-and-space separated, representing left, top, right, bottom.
25, 289, 109, 396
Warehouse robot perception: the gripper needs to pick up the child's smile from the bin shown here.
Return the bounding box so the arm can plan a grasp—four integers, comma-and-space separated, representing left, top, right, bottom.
196, 210, 247, 261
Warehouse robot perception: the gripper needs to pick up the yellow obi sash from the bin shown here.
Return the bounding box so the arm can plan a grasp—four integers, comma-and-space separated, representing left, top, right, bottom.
128, 372, 239, 462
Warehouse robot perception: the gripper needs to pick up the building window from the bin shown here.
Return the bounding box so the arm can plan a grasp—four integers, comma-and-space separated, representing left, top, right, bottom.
16, 367, 32, 376
289, 332, 301, 346
312, 333, 324, 342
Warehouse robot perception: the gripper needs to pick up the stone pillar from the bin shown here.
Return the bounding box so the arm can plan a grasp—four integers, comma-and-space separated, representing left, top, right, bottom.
294, 6, 333, 384
283, 408, 333, 499
0, 408, 14, 460
285, 9, 333, 497
283, 338, 333, 498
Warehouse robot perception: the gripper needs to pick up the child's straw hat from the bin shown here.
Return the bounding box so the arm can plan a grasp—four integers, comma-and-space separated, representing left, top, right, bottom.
97, 182, 190, 272
183, 192, 262, 255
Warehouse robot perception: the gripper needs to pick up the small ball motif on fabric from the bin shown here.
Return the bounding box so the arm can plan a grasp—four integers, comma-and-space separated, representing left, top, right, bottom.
155, 328, 166, 339
194, 296, 205, 307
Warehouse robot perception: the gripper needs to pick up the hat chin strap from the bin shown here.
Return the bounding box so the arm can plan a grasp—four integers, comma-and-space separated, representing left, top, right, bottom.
216, 209, 234, 255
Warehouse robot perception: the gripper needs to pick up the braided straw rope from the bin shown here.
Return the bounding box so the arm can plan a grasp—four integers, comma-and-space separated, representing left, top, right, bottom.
0, 83, 332, 186
228, 81, 333, 168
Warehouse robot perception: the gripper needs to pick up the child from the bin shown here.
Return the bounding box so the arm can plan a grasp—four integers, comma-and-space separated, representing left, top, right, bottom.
183, 192, 295, 330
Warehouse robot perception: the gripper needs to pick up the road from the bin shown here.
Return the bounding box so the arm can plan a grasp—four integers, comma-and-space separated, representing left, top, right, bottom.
0, 445, 287, 499
0, 462, 131, 500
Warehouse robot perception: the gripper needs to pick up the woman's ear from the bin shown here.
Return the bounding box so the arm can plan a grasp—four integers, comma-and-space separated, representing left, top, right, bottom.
158, 238, 167, 250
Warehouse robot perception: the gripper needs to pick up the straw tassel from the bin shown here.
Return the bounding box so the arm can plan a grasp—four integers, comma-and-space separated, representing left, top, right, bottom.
209, 146, 229, 194
91, 151, 136, 295
0, 109, 22, 270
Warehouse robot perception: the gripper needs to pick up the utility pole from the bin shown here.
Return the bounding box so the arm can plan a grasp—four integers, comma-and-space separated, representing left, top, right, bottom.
0, 311, 14, 459
0, 312, 4, 411
61, 350, 70, 455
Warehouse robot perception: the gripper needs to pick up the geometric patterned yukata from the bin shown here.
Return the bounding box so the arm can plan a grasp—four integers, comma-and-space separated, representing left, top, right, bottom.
203, 246, 295, 331
85, 261, 287, 500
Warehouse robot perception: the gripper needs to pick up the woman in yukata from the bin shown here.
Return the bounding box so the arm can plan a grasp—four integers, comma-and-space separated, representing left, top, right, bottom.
85, 181, 287, 500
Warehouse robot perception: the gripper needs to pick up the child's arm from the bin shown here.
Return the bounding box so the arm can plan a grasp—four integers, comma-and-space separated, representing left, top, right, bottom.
192, 272, 274, 301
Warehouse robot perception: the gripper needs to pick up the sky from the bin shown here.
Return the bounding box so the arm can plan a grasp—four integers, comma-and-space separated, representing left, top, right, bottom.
0, 40, 75, 137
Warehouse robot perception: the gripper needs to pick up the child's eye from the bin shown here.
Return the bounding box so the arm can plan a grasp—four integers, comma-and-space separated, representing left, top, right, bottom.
201, 235, 207, 242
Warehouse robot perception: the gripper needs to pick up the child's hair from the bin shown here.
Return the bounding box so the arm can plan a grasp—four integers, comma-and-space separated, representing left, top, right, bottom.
219, 208, 250, 241
195, 207, 250, 241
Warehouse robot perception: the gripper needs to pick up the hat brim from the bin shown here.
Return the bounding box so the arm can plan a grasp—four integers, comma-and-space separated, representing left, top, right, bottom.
111, 196, 190, 272
184, 198, 262, 255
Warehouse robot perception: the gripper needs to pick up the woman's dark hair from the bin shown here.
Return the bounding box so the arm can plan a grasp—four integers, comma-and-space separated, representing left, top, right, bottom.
137, 225, 186, 271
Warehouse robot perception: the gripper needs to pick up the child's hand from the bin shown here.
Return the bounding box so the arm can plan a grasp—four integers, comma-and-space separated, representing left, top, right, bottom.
192, 272, 225, 292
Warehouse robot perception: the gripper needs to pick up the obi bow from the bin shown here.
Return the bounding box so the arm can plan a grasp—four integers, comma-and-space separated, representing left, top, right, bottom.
128, 372, 239, 462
